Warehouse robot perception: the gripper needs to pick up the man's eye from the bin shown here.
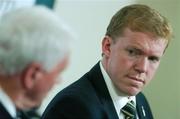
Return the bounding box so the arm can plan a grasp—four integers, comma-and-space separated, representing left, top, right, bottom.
127, 49, 139, 56
148, 56, 160, 63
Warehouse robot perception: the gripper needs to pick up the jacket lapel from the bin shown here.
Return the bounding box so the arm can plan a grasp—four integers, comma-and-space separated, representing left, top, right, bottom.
136, 102, 146, 119
136, 93, 147, 119
88, 62, 119, 119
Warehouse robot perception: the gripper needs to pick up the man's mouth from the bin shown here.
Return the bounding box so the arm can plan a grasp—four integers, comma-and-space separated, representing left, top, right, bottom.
127, 75, 145, 84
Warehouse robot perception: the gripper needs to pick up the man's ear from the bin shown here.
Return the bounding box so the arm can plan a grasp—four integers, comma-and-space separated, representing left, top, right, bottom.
21, 63, 44, 90
102, 36, 113, 57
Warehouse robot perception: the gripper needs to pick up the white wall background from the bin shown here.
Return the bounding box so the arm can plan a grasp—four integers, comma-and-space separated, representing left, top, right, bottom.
39, 0, 180, 119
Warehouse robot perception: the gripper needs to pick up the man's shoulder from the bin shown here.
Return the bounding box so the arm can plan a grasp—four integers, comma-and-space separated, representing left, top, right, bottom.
56, 72, 97, 101
58, 62, 101, 97
42, 65, 104, 119
49, 62, 102, 107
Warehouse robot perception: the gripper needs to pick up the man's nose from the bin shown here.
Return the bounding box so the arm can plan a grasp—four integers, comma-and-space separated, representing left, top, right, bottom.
134, 57, 148, 73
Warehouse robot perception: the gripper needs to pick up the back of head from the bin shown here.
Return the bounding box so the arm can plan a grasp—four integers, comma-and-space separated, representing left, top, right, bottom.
0, 6, 74, 75
106, 4, 172, 44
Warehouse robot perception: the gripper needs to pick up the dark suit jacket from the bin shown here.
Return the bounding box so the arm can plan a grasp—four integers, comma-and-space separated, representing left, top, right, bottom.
0, 102, 40, 119
0, 102, 13, 119
42, 62, 153, 119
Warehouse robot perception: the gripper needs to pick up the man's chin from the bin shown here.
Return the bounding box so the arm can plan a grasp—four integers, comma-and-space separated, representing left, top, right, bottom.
123, 87, 141, 96
128, 89, 141, 96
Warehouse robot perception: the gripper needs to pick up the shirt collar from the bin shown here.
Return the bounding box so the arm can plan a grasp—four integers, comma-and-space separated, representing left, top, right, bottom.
99, 61, 136, 117
0, 87, 17, 118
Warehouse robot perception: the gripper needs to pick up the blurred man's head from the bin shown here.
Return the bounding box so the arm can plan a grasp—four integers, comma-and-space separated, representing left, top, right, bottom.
0, 6, 74, 109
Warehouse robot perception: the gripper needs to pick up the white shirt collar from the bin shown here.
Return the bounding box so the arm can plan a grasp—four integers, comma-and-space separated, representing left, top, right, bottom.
99, 61, 136, 119
0, 87, 17, 118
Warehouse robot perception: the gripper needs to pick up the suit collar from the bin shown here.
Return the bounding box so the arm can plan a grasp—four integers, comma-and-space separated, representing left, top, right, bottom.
88, 62, 119, 119
0, 88, 16, 118
0, 102, 13, 119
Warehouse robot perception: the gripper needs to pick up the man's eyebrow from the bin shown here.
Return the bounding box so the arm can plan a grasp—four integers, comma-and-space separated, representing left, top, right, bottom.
126, 46, 144, 53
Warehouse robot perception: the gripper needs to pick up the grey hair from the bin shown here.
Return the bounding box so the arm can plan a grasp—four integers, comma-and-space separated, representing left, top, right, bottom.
0, 6, 74, 75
